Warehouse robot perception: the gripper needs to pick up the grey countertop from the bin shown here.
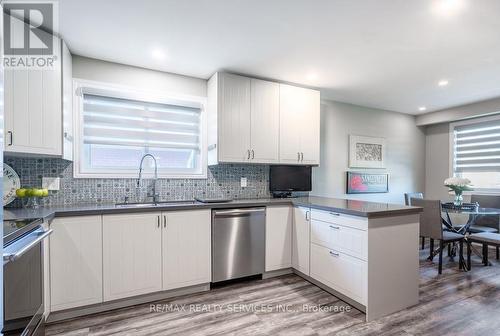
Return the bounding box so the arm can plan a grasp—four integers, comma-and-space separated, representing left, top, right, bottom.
3, 196, 421, 222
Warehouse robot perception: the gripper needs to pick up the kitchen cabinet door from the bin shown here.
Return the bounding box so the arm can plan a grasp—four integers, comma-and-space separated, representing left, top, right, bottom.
265, 206, 293, 271
50, 216, 103, 311
4, 25, 62, 156
218, 73, 251, 162
250, 79, 280, 163
279, 84, 303, 164
103, 213, 162, 301
162, 210, 211, 290
299, 89, 320, 164
292, 206, 310, 275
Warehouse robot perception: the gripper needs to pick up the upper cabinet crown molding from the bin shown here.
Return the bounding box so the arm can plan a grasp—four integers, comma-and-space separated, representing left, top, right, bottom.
4, 24, 73, 160
207, 72, 320, 166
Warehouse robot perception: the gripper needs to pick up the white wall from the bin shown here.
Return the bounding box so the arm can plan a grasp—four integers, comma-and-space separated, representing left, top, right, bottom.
72, 55, 207, 98
424, 123, 453, 200
312, 100, 426, 204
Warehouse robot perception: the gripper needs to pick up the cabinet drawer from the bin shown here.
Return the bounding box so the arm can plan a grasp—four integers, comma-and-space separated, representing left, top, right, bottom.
311, 219, 367, 260
311, 209, 368, 231
310, 243, 367, 305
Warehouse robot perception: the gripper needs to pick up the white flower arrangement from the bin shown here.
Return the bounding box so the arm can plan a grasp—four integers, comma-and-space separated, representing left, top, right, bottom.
444, 177, 473, 194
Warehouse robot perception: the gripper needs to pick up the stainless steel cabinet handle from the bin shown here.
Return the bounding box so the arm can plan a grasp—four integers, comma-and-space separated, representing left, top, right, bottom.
7, 131, 13, 146
163, 215, 167, 228
305, 210, 310, 221
329, 251, 340, 257
157, 216, 160, 228
329, 225, 340, 230
298, 152, 300, 161
251, 149, 255, 159
329, 212, 340, 216
301, 152, 304, 161
247, 149, 251, 160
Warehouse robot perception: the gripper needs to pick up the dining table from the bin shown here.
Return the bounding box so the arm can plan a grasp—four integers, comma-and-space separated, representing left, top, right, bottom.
438, 204, 500, 270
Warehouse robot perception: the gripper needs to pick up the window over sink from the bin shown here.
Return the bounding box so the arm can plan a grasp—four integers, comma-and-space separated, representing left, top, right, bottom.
73, 80, 207, 178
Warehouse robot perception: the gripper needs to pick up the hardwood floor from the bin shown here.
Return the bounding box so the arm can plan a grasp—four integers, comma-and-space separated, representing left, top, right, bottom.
46, 245, 500, 336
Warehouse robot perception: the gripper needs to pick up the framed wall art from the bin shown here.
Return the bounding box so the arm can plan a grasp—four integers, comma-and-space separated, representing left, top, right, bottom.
349, 135, 386, 169
346, 171, 389, 194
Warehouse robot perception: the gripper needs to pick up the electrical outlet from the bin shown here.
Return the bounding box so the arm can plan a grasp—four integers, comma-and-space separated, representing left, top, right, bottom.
42, 177, 60, 191
240, 177, 247, 188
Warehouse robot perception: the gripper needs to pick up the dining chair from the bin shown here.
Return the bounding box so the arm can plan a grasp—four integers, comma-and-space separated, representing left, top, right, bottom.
469, 195, 500, 258
412, 198, 466, 274
405, 192, 425, 249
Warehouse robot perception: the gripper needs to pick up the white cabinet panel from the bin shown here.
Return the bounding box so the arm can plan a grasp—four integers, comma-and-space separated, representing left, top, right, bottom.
62, 41, 73, 161
50, 216, 103, 311
310, 243, 367, 305
265, 206, 292, 271
279, 84, 320, 165
250, 79, 280, 163
103, 213, 162, 301
162, 210, 211, 290
300, 89, 320, 164
279, 84, 303, 163
311, 219, 367, 261
292, 206, 310, 275
218, 73, 251, 162
4, 35, 62, 156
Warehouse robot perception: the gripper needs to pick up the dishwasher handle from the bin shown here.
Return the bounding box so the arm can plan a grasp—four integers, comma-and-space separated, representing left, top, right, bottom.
213, 208, 265, 217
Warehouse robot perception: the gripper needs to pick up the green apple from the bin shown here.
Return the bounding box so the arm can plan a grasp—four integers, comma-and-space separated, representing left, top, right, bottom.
41, 188, 49, 197
31, 188, 44, 197
16, 188, 28, 198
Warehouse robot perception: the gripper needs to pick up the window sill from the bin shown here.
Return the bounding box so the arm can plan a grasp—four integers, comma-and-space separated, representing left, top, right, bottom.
449, 191, 500, 196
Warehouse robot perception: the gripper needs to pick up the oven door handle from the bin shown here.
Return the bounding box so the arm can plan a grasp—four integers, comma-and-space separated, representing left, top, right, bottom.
3, 229, 53, 263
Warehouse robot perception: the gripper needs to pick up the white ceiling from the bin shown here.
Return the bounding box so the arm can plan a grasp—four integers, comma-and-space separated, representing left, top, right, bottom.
59, 0, 500, 114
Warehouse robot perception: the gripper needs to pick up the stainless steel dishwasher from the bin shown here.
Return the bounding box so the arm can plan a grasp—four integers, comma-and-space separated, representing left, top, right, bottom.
212, 207, 265, 282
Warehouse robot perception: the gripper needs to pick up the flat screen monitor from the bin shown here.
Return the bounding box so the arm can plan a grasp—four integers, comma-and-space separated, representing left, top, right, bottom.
269, 165, 312, 192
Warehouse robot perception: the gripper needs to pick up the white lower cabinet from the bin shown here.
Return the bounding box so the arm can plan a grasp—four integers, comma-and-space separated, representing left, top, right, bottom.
265, 206, 293, 271
50, 216, 103, 311
310, 243, 367, 305
103, 212, 163, 301
310, 219, 367, 261
292, 206, 310, 275
162, 210, 211, 290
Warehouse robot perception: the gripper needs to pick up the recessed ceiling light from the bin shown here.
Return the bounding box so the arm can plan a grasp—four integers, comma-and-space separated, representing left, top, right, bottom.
151, 48, 166, 60
418, 107, 427, 112
438, 80, 449, 86
432, 0, 466, 17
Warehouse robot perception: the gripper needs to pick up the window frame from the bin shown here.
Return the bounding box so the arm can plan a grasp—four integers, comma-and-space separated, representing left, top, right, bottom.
72, 78, 207, 179
449, 114, 500, 195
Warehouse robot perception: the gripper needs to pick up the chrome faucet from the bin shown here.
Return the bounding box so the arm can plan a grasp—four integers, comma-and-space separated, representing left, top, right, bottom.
137, 154, 159, 204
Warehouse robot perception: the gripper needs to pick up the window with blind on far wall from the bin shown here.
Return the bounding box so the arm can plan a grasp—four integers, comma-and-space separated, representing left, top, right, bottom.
451, 115, 500, 191
73, 81, 206, 178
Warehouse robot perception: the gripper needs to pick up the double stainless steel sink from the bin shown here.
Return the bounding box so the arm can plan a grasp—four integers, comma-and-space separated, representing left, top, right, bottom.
114, 200, 200, 208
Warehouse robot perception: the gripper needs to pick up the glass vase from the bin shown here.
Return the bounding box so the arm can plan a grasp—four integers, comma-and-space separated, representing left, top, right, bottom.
453, 193, 463, 206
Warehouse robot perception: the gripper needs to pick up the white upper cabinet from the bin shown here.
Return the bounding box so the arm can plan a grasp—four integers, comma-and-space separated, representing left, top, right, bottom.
208, 72, 319, 165
62, 41, 74, 161
211, 73, 251, 163
250, 78, 280, 163
4, 19, 73, 159
279, 84, 320, 165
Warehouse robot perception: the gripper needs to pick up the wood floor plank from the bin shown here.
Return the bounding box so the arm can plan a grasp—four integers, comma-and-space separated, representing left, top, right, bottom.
46, 245, 500, 336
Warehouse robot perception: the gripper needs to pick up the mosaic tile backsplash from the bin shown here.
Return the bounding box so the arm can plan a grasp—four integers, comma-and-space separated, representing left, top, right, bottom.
5, 156, 271, 207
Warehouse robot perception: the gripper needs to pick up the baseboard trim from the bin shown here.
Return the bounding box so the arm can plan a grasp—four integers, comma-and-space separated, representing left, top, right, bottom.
292, 269, 366, 314
262, 268, 293, 279
47, 283, 210, 323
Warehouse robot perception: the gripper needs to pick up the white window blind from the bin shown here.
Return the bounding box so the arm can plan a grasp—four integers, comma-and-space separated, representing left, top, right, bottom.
453, 119, 500, 173
75, 87, 205, 178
